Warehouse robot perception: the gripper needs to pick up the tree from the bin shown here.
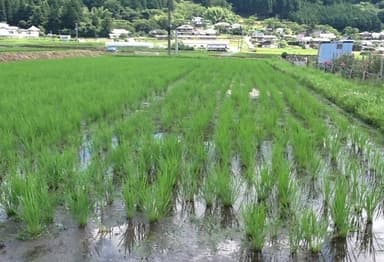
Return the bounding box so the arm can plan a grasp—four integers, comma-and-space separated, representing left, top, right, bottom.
204, 6, 236, 24
61, 0, 83, 29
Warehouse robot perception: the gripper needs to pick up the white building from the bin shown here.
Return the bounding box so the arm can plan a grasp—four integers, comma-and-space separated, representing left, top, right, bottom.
109, 29, 130, 39
0, 23, 40, 38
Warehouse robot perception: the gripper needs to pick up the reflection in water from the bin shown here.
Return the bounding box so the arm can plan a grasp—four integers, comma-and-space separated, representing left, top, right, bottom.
93, 219, 149, 257
180, 200, 195, 218
323, 237, 353, 262
118, 219, 148, 255
240, 249, 265, 262
358, 222, 375, 256
79, 132, 92, 170
221, 206, 239, 228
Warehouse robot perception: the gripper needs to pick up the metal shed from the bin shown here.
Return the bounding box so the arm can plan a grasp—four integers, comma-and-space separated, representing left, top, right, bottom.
318, 40, 354, 64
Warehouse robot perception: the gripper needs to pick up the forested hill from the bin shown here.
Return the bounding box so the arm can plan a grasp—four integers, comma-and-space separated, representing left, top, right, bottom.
0, 0, 383, 36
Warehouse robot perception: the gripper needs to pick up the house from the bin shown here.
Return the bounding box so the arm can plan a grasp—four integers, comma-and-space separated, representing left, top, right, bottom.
109, 29, 130, 39
176, 25, 194, 35
207, 43, 228, 52
318, 40, 354, 64
59, 35, 71, 41
182, 39, 229, 51
27, 26, 40, 38
359, 32, 373, 40
251, 31, 278, 47
0, 23, 40, 38
192, 17, 205, 27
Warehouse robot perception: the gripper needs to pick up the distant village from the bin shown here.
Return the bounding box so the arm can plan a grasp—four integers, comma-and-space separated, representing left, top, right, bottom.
3, 16, 384, 54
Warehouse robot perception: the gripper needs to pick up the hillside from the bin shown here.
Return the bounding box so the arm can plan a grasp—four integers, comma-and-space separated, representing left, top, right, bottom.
0, 0, 383, 36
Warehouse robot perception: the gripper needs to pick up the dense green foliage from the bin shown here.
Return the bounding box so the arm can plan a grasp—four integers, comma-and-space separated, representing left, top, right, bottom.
0, 0, 383, 36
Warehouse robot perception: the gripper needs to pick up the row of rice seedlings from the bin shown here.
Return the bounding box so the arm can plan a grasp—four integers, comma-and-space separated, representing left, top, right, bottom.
214, 99, 234, 166
66, 170, 93, 228
0, 172, 53, 236
330, 175, 351, 238
142, 156, 179, 223
286, 117, 320, 176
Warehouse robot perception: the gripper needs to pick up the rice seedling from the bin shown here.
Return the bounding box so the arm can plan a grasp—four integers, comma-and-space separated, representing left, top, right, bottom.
142, 157, 178, 223
243, 204, 267, 252
0, 171, 26, 216
200, 171, 217, 208
122, 169, 147, 218
19, 174, 53, 237
214, 166, 238, 208
255, 165, 273, 203
321, 175, 332, 208
288, 216, 302, 255
67, 172, 92, 228
330, 176, 350, 238
362, 185, 382, 224
179, 161, 199, 203
300, 209, 328, 253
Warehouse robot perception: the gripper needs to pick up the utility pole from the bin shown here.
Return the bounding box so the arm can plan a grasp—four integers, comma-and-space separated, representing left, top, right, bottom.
75, 23, 78, 41
167, 0, 172, 56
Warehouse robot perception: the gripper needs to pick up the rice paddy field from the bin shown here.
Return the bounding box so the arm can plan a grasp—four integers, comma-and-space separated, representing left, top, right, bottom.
0, 56, 383, 261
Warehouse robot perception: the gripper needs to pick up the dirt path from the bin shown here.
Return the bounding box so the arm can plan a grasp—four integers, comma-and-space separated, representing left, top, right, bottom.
0, 50, 102, 63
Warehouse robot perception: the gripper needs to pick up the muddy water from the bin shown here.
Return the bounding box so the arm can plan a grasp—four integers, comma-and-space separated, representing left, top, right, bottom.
1, 192, 384, 261
0, 199, 246, 262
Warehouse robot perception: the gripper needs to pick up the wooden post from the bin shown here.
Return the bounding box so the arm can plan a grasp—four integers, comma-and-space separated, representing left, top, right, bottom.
167, 0, 172, 56
379, 55, 384, 79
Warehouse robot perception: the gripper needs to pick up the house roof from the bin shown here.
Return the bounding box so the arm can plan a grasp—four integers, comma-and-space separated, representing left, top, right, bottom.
177, 25, 194, 30
214, 22, 230, 27
28, 26, 40, 31
111, 29, 130, 35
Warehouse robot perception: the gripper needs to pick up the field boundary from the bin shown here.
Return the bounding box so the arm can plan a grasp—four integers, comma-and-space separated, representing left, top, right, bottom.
0, 50, 102, 63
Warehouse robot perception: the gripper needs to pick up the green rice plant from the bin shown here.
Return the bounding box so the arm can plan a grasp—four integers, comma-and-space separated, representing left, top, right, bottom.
288, 217, 302, 255
331, 176, 350, 238
0, 172, 26, 216
201, 172, 217, 207
322, 175, 332, 207
255, 165, 273, 203
142, 161, 176, 223
276, 160, 293, 211
238, 119, 256, 168
188, 142, 209, 175
38, 148, 76, 191
18, 174, 53, 237
179, 161, 199, 203
243, 162, 256, 185
362, 185, 382, 224
268, 215, 281, 241
327, 136, 342, 167
67, 173, 92, 228
122, 170, 147, 218
300, 209, 328, 253
214, 166, 238, 207
243, 204, 267, 252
